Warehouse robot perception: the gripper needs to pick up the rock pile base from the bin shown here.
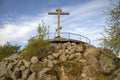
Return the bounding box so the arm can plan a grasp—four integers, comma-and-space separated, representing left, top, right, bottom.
0, 42, 120, 80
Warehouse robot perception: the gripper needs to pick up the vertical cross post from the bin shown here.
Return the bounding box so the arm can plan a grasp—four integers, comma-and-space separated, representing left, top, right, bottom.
48, 8, 69, 37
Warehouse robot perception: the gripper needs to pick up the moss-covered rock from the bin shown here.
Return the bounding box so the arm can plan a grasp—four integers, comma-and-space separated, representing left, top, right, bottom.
109, 68, 120, 80
30, 62, 45, 72
100, 49, 117, 74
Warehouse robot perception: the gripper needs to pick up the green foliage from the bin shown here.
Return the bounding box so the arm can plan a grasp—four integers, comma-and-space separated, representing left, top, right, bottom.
100, 1, 120, 56
37, 20, 49, 39
0, 42, 20, 61
98, 75, 108, 80
20, 39, 49, 60
20, 21, 50, 60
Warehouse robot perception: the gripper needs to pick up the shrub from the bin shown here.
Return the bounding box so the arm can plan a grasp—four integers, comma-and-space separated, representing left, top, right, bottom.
0, 42, 20, 61
20, 21, 50, 60
20, 38, 50, 60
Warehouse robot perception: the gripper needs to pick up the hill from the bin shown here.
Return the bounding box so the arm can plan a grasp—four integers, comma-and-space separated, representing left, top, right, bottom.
0, 42, 120, 80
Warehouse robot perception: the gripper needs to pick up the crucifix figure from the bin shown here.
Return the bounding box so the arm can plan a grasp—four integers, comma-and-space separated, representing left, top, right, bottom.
48, 8, 69, 38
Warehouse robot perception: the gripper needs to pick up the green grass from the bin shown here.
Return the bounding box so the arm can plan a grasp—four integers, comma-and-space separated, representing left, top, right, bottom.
98, 75, 108, 80
0, 42, 20, 61
20, 39, 50, 60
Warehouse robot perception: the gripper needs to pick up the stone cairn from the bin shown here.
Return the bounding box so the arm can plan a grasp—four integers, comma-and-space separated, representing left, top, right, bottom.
0, 42, 120, 80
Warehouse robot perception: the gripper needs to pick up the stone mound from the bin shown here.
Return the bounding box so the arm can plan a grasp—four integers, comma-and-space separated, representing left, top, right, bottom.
0, 42, 120, 80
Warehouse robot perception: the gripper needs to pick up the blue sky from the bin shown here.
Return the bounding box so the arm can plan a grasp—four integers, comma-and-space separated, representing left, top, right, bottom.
0, 0, 119, 48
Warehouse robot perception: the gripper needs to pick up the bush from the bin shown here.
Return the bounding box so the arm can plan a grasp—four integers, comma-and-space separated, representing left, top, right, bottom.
20, 38, 50, 60
20, 21, 50, 60
0, 42, 20, 61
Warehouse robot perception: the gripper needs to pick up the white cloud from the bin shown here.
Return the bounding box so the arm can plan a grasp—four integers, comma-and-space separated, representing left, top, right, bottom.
0, 0, 109, 47
0, 23, 35, 45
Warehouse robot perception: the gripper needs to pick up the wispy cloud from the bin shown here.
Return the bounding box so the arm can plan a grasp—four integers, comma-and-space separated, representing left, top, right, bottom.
0, 0, 109, 47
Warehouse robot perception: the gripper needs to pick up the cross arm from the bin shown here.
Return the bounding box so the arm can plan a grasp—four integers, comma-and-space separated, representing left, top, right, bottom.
60, 12, 69, 15
48, 12, 58, 15
48, 12, 70, 15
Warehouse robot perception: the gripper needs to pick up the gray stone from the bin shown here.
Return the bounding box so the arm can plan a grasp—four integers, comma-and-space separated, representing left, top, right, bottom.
0, 60, 8, 68
27, 72, 36, 80
37, 68, 51, 80
63, 42, 68, 47
59, 54, 67, 62
71, 43, 76, 46
69, 48, 76, 54
30, 62, 45, 72
56, 44, 62, 50
41, 68, 51, 73
42, 58, 48, 64
47, 60, 54, 68
58, 50, 64, 54
36, 71, 45, 80
16, 60, 23, 68
0, 61, 8, 77
88, 57, 99, 65
83, 48, 100, 59
53, 60, 58, 64
60, 73, 69, 80
65, 50, 69, 54
31, 56, 39, 64
53, 53, 61, 58
7, 63, 15, 75
8, 70, 13, 76
49, 43, 57, 50
22, 60, 31, 68
20, 66, 26, 71
75, 53, 82, 59
68, 54, 75, 60
37, 70, 57, 80
0, 76, 6, 80
14, 60, 18, 64
7, 63, 14, 71
17, 78, 22, 80
11, 68, 21, 80
48, 55, 55, 60
82, 64, 100, 78
66, 55, 70, 59
62, 44, 67, 49
81, 73, 87, 78
67, 46, 72, 51
44, 75, 57, 80
77, 45, 83, 52
81, 77, 89, 80
22, 69, 30, 80
79, 59, 87, 65
66, 42, 71, 46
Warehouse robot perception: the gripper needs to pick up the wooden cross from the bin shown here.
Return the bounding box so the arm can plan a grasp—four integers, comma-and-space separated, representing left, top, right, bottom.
48, 8, 69, 37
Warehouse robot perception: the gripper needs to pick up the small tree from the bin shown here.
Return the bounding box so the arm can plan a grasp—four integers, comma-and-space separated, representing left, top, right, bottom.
20, 21, 50, 60
100, 1, 120, 56
37, 20, 49, 39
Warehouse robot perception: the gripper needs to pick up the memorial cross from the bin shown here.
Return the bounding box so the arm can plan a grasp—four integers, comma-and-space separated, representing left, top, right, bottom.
48, 8, 69, 37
